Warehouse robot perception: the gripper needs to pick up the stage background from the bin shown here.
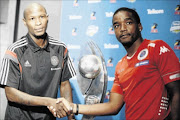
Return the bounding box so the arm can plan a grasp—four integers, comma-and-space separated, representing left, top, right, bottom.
58, 0, 180, 120
0, 0, 179, 120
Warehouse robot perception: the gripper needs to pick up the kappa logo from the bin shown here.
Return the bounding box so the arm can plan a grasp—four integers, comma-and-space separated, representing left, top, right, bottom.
24, 60, 31, 67
159, 46, 170, 55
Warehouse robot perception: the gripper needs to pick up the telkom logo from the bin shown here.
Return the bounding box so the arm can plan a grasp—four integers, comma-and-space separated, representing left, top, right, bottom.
159, 46, 170, 55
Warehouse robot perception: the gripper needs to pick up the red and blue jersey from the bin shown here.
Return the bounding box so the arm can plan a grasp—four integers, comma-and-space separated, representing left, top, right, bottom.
111, 39, 180, 120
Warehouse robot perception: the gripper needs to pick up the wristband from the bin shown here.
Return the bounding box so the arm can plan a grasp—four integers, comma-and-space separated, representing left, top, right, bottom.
75, 104, 79, 115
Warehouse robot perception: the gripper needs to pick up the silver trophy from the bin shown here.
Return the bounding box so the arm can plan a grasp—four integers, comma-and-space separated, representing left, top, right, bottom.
77, 40, 108, 120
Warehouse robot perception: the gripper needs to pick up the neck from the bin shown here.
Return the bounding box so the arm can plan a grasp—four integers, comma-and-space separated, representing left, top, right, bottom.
29, 33, 47, 48
125, 37, 143, 57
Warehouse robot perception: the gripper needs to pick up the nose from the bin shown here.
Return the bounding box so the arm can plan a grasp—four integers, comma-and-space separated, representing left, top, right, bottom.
35, 18, 41, 25
120, 23, 127, 32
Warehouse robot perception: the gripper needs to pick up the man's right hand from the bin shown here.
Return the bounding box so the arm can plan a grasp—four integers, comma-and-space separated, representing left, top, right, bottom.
47, 98, 71, 118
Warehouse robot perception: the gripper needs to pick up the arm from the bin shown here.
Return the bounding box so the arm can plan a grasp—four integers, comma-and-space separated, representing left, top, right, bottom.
165, 80, 180, 120
60, 80, 75, 119
60, 80, 73, 103
5, 86, 55, 106
55, 92, 124, 116
76, 92, 124, 116
5, 86, 68, 117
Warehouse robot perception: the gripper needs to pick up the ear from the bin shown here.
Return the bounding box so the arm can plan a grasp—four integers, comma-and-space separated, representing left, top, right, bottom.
23, 18, 27, 26
138, 23, 143, 31
46, 14, 49, 21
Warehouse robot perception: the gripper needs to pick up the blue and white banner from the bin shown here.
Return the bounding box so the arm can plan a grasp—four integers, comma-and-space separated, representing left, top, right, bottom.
58, 1, 180, 120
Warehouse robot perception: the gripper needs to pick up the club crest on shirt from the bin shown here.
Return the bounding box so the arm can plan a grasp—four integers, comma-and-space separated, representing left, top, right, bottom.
51, 56, 59, 66
137, 49, 148, 60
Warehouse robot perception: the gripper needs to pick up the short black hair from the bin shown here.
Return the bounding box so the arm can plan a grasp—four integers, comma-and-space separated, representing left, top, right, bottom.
113, 7, 141, 24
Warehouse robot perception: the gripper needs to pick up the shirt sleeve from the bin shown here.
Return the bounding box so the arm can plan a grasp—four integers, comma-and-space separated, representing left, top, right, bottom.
111, 67, 123, 95
0, 50, 21, 89
60, 48, 76, 82
152, 40, 180, 84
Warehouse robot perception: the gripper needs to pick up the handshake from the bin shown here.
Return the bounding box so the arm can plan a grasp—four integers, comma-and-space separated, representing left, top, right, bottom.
47, 98, 78, 119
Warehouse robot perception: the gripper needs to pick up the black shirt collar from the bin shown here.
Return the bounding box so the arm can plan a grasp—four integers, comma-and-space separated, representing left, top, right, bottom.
26, 33, 50, 52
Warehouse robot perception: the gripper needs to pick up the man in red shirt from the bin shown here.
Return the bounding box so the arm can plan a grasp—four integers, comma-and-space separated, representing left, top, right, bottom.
50, 7, 180, 120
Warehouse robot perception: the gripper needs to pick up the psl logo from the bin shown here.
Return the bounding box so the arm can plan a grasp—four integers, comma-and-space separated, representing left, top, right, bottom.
127, 0, 136, 3
151, 23, 158, 33
90, 11, 96, 20
110, 0, 116, 3
108, 26, 115, 34
72, 27, 77, 36
175, 5, 180, 15
105, 90, 110, 100
107, 57, 113, 67
73, 0, 79, 6
174, 40, 180, 50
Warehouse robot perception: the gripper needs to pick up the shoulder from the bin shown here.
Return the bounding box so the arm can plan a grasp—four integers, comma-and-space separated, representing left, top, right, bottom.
116, 56, 126, 67
143, 39, 169, 52
7, 36, 28, 52
144, 39, 174, 59
48, 36, 67, 49
145, 39, 167, 47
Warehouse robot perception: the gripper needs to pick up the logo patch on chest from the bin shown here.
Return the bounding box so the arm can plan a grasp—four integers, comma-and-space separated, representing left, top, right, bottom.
137, 49, 148, 60
135, 60, 149, 67
24, 60, 31, 67
51, 56, 59, 66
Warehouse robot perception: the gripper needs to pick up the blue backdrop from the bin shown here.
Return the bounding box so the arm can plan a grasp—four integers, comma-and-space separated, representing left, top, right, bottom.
58, 0, 180, 120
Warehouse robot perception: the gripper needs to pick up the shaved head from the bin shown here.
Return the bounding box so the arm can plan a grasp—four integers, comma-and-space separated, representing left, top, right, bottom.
23, 3, 47, 19
22, 2, 49, 38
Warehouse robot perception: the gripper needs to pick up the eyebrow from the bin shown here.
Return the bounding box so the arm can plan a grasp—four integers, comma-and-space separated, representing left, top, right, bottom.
27, 13, 47, 18
124, 17, 134, 21
113, 17, 134, 25
113, 22, 118, 26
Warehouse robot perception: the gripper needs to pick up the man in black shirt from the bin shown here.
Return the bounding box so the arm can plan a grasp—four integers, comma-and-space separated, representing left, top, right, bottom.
0, 3, 76, 120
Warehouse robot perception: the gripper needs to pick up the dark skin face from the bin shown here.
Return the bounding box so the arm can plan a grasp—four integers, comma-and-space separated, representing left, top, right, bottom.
112, 11, 143, 49
23, 3, 49, 47
23, 4, 48, 38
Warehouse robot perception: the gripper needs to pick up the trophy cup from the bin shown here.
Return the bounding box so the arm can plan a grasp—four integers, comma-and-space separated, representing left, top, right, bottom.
77, 40, 108, 120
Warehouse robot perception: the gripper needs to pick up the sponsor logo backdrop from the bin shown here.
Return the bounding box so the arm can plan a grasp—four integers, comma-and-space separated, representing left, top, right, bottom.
58, 0, 180, 120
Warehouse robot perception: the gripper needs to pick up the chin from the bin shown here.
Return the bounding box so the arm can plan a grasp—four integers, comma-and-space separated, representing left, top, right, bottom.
120, 39, 131, 44
122, 39, 137, 47
35, 32, 45, 37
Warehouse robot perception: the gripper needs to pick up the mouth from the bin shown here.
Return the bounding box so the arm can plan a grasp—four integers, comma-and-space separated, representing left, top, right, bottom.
119, 33, 131, 39
35, 28, 43, 32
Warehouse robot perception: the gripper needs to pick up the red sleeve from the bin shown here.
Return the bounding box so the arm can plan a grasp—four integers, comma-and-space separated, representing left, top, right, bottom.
0, 50, 21, 89
152, 40, 180, 84
111, 66, 123, 95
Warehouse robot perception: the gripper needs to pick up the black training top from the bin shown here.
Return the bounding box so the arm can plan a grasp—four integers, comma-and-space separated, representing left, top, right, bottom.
0, 33, 76, 120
